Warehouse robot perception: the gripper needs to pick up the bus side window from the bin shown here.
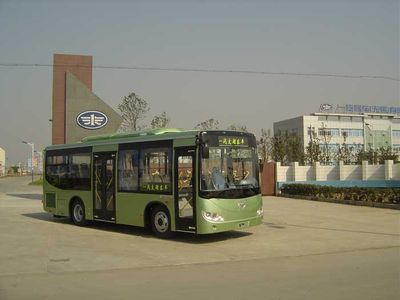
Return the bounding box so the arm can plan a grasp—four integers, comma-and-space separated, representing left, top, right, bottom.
80, 163, 89, 178
45, 152, 91, 190
139, 147, 171, 193
118, 149, 139, 191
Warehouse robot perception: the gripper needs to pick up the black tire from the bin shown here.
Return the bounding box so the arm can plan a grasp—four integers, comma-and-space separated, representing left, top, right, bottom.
150, 205, 174, 238
71, 199, 89, 226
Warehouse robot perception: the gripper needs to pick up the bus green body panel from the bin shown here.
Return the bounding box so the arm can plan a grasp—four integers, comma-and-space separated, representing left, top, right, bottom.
196, 195, 263, 234
173, 138, 196, 148
92, 144, 118, 152
116, 193, 175, 230
42, 181, 93, 220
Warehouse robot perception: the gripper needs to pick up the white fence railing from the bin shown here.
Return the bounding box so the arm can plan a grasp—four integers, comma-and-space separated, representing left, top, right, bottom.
276, 160, 400, 182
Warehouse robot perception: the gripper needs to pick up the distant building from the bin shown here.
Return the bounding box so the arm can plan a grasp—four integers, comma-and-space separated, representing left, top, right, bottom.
33, 151, 43, 173
273, 104, 400, 155
0, 147, 5, 176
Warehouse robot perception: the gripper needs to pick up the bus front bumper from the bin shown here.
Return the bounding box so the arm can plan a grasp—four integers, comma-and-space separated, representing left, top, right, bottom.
196, 215, 263, 234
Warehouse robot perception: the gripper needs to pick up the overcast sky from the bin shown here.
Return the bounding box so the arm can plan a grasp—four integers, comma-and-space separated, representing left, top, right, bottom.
0, 0, 399, 165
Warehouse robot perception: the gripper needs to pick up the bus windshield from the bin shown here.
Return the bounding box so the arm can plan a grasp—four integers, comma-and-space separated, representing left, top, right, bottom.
199, 133, 260, 199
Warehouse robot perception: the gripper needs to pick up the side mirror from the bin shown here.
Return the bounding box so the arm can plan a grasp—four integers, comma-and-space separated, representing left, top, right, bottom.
201, 146, 210, 159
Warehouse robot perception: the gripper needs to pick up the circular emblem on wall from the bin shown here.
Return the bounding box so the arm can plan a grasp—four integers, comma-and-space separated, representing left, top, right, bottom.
76, 111, 108, 130
320, 104, 333, 112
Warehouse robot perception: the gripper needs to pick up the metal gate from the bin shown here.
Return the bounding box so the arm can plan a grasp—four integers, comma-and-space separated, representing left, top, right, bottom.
260, 162, 276, 196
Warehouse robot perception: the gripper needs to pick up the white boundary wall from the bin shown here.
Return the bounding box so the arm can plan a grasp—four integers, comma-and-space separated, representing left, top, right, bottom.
277, 160, 399, 182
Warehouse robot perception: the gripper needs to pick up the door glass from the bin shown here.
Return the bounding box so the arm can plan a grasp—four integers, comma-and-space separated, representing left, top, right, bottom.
94, 158, 102, 210
105, 159, 114, 212
177, 155, 193, 218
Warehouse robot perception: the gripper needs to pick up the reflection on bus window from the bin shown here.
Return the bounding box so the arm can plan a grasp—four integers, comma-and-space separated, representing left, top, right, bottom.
118, 149, 139, 191
201, 147, 259, 192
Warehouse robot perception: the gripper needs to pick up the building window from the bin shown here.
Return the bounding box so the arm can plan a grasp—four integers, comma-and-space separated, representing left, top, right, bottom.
393, 145, 400, 153
347, 144, 364, 152
392, 130, 400, 138
318, 128, 339, 137
118, 149, 139, 191
319, 144, 340, 152
139, 147, 172, 193
341, 129, 364, 137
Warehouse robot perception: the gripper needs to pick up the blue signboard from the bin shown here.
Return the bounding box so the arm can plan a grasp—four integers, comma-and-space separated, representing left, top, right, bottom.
76, 111, 108, 130
345, 104, 400, 115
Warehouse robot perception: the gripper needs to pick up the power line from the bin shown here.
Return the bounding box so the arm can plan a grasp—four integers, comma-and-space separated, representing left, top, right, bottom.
0, 62, 399, 82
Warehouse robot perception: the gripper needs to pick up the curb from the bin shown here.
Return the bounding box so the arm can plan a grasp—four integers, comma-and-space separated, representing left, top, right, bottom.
280, 194, 400, 210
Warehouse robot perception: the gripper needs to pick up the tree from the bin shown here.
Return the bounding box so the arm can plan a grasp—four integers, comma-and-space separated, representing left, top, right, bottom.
318, 124, 333, 165
151, 112, 170, 129
194, 118, 219, 130
335, 132, 354, 164
356, 149, 376, 164
377, 147, 399, 163
336, 143, 353, 165
257, 129, 272, 162
304, 129, 323, 165
271, 132, 286, 163
227, 124, 248, 132
270, 132, 305, 165
286, 133, 304, 164
117, 92, 150, 132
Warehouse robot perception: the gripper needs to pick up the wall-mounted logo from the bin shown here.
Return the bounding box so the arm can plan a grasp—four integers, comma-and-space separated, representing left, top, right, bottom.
76, 111, 108, 130
320, 104, 333, 112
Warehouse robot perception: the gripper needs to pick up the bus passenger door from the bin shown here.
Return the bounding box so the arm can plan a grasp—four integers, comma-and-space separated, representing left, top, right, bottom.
174, 147, 196, 232
93, 152, 116, 222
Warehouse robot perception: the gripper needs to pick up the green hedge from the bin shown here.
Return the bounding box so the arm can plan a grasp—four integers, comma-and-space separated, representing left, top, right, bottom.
281, 184, 400, 204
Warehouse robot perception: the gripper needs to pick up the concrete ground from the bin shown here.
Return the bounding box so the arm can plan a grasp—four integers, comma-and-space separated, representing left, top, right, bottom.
0, 176, 399, 300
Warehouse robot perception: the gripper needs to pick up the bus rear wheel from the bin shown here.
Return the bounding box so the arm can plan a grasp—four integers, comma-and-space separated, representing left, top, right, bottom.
150, 205, 174, 238
71, 199, 89, 226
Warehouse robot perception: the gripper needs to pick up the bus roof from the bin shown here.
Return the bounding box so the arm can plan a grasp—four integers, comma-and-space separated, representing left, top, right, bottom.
44, 128, 254, 151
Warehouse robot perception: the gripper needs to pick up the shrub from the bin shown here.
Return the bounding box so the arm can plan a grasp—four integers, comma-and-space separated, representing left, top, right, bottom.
281, 184, 400, 204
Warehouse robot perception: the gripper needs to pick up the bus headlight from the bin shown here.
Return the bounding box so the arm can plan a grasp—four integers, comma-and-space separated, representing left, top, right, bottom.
202, 211, 224, 222
257, 208, 263, 217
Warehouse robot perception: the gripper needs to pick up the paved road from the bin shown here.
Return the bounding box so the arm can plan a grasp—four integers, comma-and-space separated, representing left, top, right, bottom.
0, 176, 399, 299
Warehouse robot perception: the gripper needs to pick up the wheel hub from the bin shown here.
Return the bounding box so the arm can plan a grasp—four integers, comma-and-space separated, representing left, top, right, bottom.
73, 204, 83, 222
154, 211, 168, 233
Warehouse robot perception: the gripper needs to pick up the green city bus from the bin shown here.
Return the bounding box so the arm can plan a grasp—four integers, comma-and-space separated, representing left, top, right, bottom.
43, 128, 263, 238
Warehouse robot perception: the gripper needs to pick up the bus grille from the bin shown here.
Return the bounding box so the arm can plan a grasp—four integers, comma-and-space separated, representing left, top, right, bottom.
46, 193, 56, 208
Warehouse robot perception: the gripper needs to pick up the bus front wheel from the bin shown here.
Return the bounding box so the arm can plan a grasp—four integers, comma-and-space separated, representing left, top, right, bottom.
71, 199, 89, 226
150, 205, 174, 238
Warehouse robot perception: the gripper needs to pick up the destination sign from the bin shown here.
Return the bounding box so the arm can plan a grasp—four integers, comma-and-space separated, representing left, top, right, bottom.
141, 183, 170, 193
218, 136, 249, 147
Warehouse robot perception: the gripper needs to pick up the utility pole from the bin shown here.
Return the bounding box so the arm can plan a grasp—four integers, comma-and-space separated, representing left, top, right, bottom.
22, 141, 34, 183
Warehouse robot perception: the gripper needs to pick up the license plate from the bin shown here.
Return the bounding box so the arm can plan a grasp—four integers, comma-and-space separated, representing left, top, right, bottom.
237, 221, 249, 229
